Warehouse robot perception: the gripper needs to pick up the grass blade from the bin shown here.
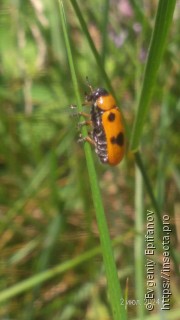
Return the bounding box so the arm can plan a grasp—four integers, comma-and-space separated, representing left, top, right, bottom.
134, 165, 145, 319
0, 234, 133, 303
130, 0, 176, 151
58, 1, 127, 319
69, 0, 179, 277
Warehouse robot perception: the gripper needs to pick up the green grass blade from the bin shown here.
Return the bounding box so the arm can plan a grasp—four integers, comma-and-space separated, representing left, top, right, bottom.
58, 1, 126, 319
68, 0, 179, 274
0, 234, 133, 304
130, 0, 176, 151
70, 0, 115, 96
135, 152, 179, 274
134, 166, 145, 319
101, 0, 110, 66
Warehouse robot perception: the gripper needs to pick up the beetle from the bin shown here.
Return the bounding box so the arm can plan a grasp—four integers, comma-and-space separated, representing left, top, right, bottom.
76, 81, 125, 166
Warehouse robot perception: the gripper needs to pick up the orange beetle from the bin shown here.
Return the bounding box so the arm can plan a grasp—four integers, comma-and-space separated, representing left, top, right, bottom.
79, 84, 125, 166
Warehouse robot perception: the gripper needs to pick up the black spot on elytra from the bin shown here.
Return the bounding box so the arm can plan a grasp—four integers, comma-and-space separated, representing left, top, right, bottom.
108, 112, 116, 122
110, 132, 124, 146
110, 136, 116, 144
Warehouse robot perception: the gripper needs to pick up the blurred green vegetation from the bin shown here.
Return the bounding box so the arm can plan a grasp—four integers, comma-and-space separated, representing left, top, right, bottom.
0, 0, 179, 319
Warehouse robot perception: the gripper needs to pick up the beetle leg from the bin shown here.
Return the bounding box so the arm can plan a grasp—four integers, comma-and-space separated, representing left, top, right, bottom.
82, 100, 92, 107
70, 110, 91, 118
77, 120, 92, 129
79, 111, 91, 118
78, 134, 95, 146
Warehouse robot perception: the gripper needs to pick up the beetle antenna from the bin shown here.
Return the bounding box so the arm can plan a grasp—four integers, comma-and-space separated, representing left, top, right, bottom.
86, 76, 93, 93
